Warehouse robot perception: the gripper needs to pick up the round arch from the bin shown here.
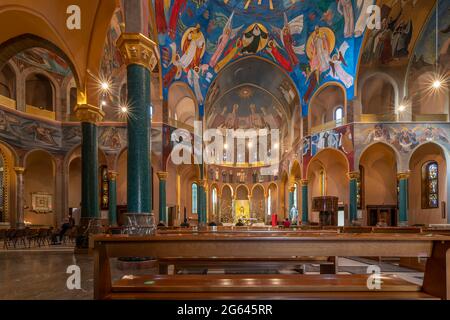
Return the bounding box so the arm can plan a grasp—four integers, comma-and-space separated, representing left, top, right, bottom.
358, 141, 401, 171
359, 72, 399, 115
306, 148, 351, 176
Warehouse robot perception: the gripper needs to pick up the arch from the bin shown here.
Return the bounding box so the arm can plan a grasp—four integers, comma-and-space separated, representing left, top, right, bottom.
168, 81, 198, 125
0, 141, 17, 224
0, 140, 19, 166
308, 82, 347, 131
0, 33, 80, 88
289, 160, 302, 182
358, 141, 401, 171
25, 71, 56, 111
23, 148, 56, 168
250, 183, 266, 197
360, 72, 399, 116
235, 184, 250, 200
0, 63, 16, 99
359, 142, 400, 225
221, 183, 234, 198
408, 141, 449, 225
306, 147, 351, 176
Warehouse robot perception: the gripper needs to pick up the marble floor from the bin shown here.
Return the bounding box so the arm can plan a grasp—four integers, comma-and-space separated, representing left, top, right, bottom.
0, 246, 424, 300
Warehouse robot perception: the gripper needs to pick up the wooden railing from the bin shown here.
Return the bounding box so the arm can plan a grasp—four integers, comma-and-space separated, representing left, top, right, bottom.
359, 114, 397, 122
26, 105, 56, 120
412, 114, 449, 122
0, 95, 16, 109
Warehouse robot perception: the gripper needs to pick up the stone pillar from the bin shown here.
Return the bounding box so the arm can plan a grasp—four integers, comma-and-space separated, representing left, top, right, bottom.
301, 179, 309, 224
108, 171, 118, 226
117, 33, 157, 214
14, 167, 25, 229
348, 171, 360, 225
74, 104, 104, 222
398, 172, 410, 226
157, 171, 168, 225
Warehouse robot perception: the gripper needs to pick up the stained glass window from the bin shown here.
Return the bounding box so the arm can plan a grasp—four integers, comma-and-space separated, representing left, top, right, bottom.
192, 183, 198, 214
423, 162, 439, 209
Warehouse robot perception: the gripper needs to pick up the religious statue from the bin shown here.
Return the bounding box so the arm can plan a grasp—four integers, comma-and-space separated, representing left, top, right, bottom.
289, 206, 299, 225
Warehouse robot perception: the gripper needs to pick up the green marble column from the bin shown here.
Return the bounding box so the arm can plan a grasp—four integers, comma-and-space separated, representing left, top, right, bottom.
348, 172, 360, 225
398, 172, 409, 226
157, 172, 168, 224
301, 180, 309, 223
117, 34, 157, 214
198, 182, 207, 225
108, 171, 118, 226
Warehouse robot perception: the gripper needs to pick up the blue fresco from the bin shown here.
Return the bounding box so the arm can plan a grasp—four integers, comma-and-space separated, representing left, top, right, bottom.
153, 0, 373, 115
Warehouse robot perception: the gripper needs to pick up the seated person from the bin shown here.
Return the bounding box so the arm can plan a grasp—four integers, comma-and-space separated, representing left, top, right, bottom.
283, 218, 291, 228
235, 219, 245, 227
51, 218, 72, 245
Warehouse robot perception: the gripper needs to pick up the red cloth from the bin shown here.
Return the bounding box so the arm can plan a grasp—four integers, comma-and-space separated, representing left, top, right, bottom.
155, 0, 167, 34
269, 46, 293, 72
168, 0, 187, 40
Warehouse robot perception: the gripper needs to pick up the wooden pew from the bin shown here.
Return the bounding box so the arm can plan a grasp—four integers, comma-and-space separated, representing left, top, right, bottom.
92, 232, 450, 300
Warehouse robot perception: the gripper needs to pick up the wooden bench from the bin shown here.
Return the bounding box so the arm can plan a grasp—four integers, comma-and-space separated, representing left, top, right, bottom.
92, 232, 450, 300
110, 274, 437, 300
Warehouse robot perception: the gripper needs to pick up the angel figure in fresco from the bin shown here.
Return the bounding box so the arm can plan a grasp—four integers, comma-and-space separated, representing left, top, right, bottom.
177, 25, 205, 72
241, 23, 268, 54
24, 123, 57, 146
395, 128, 419, 153
266, 40, 292, 72
309, 26, 332, 73
154, 0, 167, 34
168, 0, 187, 40
354, 0, 374, 37
337, 0, 355, 38
209, 12, 243, 68
277, 14, 305, 66
327, 41, 354, 88
420, 127, 450, 144
222, 104, 239, 129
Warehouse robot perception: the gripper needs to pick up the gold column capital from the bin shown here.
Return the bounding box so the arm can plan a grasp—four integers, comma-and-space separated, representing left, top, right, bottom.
108, 171, 118, 181
300, 179, 309, 186
397, 171, 410, 180
74, 104, 105, 123
289, 186, 296, 193
14, 167, 25, 174
347, 171, 360, 180
157, 171, 168, 180
116, 33, 158, 71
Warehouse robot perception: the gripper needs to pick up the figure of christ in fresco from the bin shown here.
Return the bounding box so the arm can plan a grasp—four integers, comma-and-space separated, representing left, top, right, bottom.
266, 40, 292, 72
309, 26, 332, 73
337, 0, 355, 38
249, 104, 266, 129
354, 0, 374, 37
178, 25, 205, 72
242, 24, 268, 54
168, 0, 187, 40
209, 12, 243, 68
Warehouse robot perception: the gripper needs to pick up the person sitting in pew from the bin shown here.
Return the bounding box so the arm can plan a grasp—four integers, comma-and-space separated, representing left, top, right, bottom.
51, 218, 72, 245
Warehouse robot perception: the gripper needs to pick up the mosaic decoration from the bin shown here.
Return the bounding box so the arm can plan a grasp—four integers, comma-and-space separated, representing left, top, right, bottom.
302, 123, 355, 173
155, 0, 373, 114
31, 192, 53, 214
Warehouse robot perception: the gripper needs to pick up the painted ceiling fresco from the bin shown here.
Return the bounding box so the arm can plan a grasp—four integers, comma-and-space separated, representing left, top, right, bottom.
14, 47, 72, 78
361, 0, 435, 68
410, 0, 450, 72
155, 0, 373, 115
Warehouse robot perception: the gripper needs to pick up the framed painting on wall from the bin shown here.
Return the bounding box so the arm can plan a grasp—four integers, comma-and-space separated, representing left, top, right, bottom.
31, 192, 53, 213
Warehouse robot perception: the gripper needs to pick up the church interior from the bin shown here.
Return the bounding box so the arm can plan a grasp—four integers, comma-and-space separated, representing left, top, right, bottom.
0, 0, 450, 302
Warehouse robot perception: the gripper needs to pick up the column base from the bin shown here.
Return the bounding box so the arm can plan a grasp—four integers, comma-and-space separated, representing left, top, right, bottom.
397, 221, 409, 227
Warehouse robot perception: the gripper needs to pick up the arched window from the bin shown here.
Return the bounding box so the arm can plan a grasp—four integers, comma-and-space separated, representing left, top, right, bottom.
212, 187, 218, 216
293, 183, 298, 209
422, 162, 439, 209
334, 106, 344, 125
192, 183, 198, 214
267, 188, 272, 216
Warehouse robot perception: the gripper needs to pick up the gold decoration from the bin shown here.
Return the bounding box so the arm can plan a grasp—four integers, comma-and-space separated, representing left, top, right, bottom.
74, 104, 105, 123
300, 179, 308, 186
157, 171, 168, 180
13, 167, 25, 174
347, 171, 360, 180
116, 33, 158, 71
108, 171, 118, 181
397, 172, 410, 180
